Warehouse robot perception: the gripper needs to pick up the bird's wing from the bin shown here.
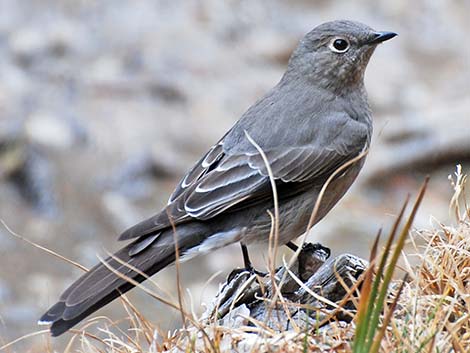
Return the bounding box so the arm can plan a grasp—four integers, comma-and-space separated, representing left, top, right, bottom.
119, 117, 369, 240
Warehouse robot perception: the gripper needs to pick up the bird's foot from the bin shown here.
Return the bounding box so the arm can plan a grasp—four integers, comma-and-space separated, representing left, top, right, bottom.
301, 242, 331, 258
298, 242, 331, 281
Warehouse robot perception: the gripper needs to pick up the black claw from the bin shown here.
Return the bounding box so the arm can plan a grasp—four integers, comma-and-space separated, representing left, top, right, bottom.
227, 266, 266, 282
286, 241, 330, 260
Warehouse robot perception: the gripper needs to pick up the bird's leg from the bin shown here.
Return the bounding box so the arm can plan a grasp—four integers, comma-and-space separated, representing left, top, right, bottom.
240, 243, 265, 275
286, 241, 299, 252
240, 243, 254, 271
227, 243, 266, 281
241, 243, 265, 275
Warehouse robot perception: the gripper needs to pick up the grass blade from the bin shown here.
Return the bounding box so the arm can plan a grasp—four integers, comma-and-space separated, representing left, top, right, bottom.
364, 177, 428, 350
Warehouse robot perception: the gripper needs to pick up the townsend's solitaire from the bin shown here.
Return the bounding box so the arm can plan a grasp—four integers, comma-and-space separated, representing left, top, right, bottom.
39, 20, 396, 336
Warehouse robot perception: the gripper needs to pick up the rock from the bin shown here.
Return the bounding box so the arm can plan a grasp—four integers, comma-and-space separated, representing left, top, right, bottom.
5, 143, 58, 216
24, 112, 75, 149
87, 55, 124, 84
146, 79, 187, 104
9, 27, 45, 67
102, 192, 143, 231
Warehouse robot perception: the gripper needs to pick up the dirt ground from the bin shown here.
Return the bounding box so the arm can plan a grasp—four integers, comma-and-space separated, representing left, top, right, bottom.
0, 0, 469, 350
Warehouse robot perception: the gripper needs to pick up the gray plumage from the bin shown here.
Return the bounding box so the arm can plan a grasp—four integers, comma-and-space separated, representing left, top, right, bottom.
39, 20, 396, 336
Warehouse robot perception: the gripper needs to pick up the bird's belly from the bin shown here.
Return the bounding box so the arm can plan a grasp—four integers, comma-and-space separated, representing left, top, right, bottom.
242, 162, 363, 245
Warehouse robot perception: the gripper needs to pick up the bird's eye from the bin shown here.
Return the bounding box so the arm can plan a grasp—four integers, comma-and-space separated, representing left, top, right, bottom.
329, 38, 350, 53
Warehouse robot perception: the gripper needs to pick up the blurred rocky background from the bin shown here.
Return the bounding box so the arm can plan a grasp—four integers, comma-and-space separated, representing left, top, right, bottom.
0, 0, 469, 350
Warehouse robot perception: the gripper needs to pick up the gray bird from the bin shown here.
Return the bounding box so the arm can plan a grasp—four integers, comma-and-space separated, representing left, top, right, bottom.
39, 20, 396, 336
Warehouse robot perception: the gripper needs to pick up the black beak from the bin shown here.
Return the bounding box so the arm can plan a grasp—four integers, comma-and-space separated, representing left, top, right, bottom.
368, 31, 397, 44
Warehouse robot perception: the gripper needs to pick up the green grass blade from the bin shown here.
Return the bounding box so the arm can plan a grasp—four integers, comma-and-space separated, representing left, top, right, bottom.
353, 230, 381, 352
364, 177, 429, 349
369, 274, 408, 353
361, 197, 409, 350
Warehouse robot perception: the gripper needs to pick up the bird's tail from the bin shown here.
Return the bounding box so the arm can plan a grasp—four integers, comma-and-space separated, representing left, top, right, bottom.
38, 230, 181, 337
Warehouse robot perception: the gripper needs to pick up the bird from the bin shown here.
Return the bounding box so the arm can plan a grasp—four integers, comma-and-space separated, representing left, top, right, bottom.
39, 20, 396, 336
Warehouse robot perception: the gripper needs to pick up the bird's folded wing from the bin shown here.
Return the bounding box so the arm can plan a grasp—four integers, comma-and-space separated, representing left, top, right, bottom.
119, 119, 368, 241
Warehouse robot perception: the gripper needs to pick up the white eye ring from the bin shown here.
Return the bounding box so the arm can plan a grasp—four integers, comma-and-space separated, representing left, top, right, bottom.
329, 37, 350, 53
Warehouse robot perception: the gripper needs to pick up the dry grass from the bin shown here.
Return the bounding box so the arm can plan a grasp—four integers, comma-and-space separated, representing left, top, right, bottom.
2, 167, 470, 352
384, 168, 470, 352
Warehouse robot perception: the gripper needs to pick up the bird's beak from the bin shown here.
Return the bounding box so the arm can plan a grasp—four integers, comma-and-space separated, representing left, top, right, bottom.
368, 31, 398, 44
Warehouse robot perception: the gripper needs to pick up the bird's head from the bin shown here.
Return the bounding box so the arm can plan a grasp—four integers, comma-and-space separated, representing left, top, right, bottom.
286, 20, 397, 93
